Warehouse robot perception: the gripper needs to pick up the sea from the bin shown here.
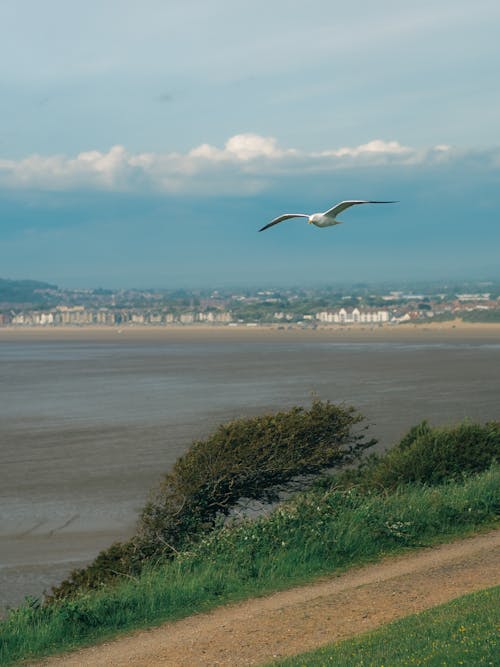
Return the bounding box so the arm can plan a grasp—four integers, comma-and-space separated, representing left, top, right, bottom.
1, 329, 500, 611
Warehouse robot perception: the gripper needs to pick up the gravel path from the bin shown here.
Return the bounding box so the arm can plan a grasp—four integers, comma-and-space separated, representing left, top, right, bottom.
37, 529, 500, 667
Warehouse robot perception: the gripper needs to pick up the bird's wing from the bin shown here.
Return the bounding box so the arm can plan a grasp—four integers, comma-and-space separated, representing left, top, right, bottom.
323, 200, 398, 219
259, 213, 309, 232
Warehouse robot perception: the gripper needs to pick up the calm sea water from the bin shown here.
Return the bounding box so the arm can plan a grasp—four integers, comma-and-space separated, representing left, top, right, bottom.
1, 334, 500, 609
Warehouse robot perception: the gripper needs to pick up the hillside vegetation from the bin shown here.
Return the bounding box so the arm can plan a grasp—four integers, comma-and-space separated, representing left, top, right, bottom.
331, 418, 500, 491
0, 278, 56, 306
1, 407, 498, 666
50, 401, 375, 599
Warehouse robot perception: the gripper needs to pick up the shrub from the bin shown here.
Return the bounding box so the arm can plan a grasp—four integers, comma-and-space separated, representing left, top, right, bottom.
48, 540, 157, 601
139, 400, 374, 543
334, 419, 500, 491
49, 400, 374, 600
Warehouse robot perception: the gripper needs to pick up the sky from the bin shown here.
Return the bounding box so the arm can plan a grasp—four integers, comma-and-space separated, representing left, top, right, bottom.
1, 0, 499, 288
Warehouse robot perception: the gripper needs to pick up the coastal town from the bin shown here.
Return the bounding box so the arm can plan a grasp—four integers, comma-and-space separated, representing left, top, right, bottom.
1, 278, 499, 328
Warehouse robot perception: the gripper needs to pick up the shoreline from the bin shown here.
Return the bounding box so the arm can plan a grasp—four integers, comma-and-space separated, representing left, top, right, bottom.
1, 320, 499, 342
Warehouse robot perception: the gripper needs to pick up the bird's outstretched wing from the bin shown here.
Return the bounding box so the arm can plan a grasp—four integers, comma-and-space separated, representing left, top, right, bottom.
259, 213, 309, 232
323, 200, 398, 219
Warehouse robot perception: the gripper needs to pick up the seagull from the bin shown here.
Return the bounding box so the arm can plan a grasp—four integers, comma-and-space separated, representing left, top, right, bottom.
259, 200, 398, 232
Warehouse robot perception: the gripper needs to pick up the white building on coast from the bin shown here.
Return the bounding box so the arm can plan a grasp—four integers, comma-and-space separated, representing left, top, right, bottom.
316, 308, 390, 324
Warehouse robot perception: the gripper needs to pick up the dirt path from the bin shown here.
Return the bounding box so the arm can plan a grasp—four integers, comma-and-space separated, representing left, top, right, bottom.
38, 529, 500, 667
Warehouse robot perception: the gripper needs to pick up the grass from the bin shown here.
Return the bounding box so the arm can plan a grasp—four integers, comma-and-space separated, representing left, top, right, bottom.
1, 466, 498, 666
271, 586, 500, 666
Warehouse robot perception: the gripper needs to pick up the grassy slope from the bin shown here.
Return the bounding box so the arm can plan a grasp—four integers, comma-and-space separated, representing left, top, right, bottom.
272, 586, 499, 666
1, 466, 498, 666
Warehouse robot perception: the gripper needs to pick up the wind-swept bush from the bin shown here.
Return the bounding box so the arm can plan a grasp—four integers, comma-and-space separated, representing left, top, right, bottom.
50, 400, 374, 600
139, 400, 374, 543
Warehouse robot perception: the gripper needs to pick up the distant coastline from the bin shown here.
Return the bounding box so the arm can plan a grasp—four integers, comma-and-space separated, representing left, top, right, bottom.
1, 320, 499, 342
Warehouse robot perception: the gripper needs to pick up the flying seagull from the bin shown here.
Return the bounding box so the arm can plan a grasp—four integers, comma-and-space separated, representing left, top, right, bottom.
259, 200, 398, 232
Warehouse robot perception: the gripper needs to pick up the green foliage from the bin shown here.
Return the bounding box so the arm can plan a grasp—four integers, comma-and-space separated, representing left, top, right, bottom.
46, 540, 158, 602
45, 416, 500, 602
334, 420, 500, 491
273, 586, 500, 666
1, 468, 498, 666
185, 465, 499, 574
50, 401, 374, 600
140, 400, 373, 542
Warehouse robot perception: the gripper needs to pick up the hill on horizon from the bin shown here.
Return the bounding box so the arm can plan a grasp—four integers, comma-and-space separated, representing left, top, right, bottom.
0, 278, 58, 307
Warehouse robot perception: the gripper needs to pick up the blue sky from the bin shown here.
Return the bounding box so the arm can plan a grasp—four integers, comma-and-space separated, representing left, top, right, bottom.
1, 0, 499, 287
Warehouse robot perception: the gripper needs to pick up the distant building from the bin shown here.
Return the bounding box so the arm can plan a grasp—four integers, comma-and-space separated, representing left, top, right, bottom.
55, 306, 93, 325
95, 309, 116, 325
38, 312, 54, 325
456, 293, 491, 302
316, 308, 389, 324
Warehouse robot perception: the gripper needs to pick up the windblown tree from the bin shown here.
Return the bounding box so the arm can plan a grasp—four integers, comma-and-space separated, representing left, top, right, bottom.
140, 400, 375, 544
50, 400, 374, 599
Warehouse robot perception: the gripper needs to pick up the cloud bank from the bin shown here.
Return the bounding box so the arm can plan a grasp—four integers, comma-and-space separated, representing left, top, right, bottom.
0, 134, 495, 195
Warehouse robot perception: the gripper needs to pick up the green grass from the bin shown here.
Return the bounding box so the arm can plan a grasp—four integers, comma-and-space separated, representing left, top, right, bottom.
1, 466, 498, 666
271, 586, 500, 666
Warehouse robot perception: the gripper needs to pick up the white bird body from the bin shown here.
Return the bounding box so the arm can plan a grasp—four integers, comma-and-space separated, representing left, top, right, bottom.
309, 212, 342, 227
259, 200, 397, 232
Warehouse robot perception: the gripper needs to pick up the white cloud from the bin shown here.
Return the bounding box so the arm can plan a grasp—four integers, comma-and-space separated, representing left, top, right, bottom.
189, 133, 291, 162
0, 134, 493, 195
0, 145, 135, 190
322, 139, 413, 158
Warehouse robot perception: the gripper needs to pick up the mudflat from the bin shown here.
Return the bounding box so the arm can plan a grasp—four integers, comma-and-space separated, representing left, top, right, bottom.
1, 322, 499, 611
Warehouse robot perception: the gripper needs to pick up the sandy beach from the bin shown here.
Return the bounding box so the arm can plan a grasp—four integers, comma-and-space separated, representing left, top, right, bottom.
1, 320, 500, 343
